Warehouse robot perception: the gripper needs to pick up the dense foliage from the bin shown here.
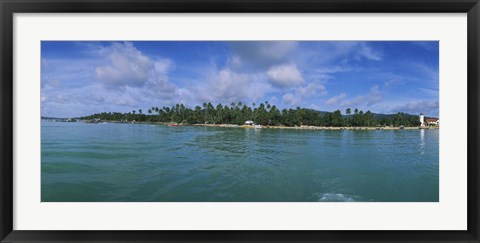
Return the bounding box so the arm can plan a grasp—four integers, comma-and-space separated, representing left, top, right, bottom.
81, 102, 422, 127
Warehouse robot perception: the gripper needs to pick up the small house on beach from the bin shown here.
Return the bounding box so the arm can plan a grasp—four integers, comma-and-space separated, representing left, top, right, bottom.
244, 120, 255, 125
425, 118, 439, 126
419, 114, 439, 127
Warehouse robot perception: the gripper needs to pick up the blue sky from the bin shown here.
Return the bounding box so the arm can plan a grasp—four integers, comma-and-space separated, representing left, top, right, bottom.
41, 41, 439, 118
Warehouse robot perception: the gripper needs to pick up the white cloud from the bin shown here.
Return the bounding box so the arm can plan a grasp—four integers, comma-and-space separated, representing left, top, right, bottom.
41, 42, 184, 117
316, 66, 351, 74
93, 43, 178, 104
384, 77, 406, 87
325, 93, 346, 106
95, 42, 156, 87
41, 58, 100, 88
324, 86, 383, 110
271, 81, 327, 108
296, 81, 327, 97
192, 68, 271, 106
309, 103, 321, 110
389, 100, 439, 116
42, 77, 182, 118
268, 96, 279, 105
343, 85, 382, 107
227, 55, 242, 69
267, 64, 304, 88
41, 78, 64, 89
211, 69, 251, 100
282, 93, 301, 106
357, 43, 382, 61
417, 88, 438, 97
154, 59, 174, 73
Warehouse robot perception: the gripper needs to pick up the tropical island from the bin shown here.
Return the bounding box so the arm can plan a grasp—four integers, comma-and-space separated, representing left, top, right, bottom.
77, 102, 438, 130
41, 41, 440, 203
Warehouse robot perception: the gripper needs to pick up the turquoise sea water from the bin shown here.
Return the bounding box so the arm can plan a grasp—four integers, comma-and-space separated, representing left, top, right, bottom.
41, 122, 439, 202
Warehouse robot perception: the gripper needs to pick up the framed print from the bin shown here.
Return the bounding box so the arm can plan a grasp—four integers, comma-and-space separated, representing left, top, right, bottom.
1, 0, 479, 242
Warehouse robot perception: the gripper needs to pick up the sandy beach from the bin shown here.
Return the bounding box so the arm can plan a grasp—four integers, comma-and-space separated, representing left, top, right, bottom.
192, 123, 438, 130
82, 120, 438, 130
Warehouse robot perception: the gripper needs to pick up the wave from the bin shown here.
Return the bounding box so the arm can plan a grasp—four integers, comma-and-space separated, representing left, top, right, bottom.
313, 192, 363, 202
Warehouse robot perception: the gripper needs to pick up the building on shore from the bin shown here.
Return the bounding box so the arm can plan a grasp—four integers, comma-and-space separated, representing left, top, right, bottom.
419, 113, 439, 127
425, 118, 439, 126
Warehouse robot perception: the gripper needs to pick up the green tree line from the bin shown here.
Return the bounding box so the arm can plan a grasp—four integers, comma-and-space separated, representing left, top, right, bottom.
81, 102, 422, 127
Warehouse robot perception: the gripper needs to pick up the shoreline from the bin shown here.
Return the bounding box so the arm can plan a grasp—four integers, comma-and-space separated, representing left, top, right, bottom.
76, 120, 439, 130
192, 124, 438, 130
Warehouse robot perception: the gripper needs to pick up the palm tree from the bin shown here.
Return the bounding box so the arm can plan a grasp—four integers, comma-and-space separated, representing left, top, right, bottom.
216, 103, 223, 123
202, 103, 208, 123
365, 110, 373, 126
345, 108, 351, 126
257, 103, 268, 125
163, 106, 170, 113
194, 106, 202, 123
206, 102, 214, 123
333, 110, 343, 126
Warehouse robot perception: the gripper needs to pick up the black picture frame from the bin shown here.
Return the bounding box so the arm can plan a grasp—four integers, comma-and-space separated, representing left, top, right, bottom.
1, 0, 479, 242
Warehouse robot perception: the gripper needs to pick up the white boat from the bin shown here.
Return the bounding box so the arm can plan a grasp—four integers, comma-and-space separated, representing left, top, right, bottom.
253, 124, 262, 129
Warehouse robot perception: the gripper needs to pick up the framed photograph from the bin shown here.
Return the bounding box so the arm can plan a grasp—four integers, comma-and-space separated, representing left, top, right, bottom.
1, 0, 479, 242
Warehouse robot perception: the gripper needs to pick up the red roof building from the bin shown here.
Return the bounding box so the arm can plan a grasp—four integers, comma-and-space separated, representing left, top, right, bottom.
424, 118, 439, 126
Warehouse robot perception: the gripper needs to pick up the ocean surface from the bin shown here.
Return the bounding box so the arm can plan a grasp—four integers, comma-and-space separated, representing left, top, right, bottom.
41, 121, 439, 202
